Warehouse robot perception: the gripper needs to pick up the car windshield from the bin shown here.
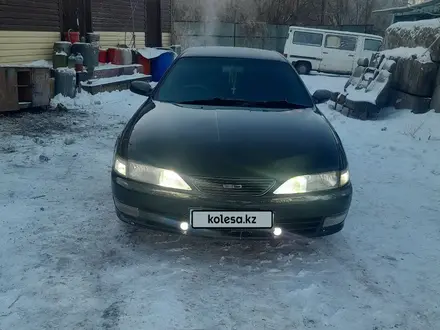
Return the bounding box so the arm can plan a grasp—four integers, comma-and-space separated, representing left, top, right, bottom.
152, 56, 314, 109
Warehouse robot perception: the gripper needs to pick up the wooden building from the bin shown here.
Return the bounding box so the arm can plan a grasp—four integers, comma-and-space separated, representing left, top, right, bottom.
0, 0, 172, 64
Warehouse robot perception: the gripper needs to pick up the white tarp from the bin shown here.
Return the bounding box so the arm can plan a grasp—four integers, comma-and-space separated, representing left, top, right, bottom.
137, 47, 177, 60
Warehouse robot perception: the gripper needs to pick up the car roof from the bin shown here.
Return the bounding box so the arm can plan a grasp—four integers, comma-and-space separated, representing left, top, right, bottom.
180, 46, 287, 62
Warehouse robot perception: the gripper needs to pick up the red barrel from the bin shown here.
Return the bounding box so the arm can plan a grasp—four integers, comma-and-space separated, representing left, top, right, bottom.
108, 47, 122, 65
98, 49, 107, 63
64, 31, 80, 44
137, 54, 151, 75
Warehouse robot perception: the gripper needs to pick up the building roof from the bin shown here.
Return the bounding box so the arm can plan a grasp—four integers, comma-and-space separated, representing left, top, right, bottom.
180, 46, 286, 62
373, 0, 440, 14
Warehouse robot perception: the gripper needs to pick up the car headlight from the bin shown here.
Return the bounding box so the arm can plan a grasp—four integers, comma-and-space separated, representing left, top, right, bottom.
114, 157, 127, 176
113, 156, 191, 190
273, 169, 349, 195
340, 169, 350, 187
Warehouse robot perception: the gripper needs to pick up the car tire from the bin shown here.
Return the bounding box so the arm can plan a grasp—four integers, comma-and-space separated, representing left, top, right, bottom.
295, 62, 311, 75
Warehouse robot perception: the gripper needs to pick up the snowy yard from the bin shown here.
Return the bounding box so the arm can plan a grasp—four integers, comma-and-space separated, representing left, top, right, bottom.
1, 74, 440, 330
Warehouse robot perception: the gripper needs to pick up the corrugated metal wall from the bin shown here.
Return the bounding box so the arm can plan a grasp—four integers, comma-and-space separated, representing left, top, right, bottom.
61, 0, 92, 37
0, 0, 60, 31
0, 0, 166, 63
160, 0, 171, 33
91, 0, 147, 48
160, 0, 171, 46
0, 0, 162, 35
0, 0, 61, 64
91, 0, 146, 32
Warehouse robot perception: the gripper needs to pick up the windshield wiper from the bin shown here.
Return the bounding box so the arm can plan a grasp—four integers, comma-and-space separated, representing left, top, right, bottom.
177, 98, 310, 109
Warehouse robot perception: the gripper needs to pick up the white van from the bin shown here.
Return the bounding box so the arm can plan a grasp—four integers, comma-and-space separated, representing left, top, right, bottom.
283, 26, 383, 75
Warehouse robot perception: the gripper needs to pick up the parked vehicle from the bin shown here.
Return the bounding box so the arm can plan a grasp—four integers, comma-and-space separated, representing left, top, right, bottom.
283, 26, 383, 75
112, 46, 352, 240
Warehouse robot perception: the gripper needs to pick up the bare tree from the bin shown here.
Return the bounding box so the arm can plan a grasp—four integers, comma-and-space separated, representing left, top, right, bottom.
172, 0, 410, 31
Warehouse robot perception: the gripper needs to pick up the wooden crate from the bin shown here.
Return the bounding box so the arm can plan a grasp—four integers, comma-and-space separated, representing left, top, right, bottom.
0, 66, 51, 112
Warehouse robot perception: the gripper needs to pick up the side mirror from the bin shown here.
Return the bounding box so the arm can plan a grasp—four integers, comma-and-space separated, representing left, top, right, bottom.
130, 81, 153, 96
312, 89, 332, 104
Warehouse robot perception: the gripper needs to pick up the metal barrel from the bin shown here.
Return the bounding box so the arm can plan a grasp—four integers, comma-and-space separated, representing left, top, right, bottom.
53, 41, 72, 56
54, 68, 77, 98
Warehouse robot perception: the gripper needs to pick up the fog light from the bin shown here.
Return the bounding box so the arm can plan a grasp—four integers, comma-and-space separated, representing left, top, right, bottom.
180, 222, 189, 231
323, 213, 347, 228
273, 227, 282, 236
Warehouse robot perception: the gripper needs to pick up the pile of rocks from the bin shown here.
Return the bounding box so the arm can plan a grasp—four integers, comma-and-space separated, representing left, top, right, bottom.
381, 18, 440, 114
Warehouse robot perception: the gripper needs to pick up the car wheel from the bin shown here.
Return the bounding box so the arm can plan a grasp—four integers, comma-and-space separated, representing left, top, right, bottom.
295, 62, 311, 75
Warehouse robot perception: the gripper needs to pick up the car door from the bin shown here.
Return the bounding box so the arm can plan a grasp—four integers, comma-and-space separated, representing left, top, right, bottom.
319, 33, 358, 74
287, 30, 324, 70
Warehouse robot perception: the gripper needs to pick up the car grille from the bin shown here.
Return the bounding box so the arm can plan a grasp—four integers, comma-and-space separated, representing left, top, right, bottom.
190, 176, 276, 197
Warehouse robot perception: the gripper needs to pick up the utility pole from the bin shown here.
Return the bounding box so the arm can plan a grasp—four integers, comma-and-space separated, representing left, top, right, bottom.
321, 0, 326, 25
233, 0, 237, 46
130, 0, 136, 48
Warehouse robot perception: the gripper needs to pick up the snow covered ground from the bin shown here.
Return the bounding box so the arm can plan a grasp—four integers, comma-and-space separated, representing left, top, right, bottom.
1, 74, 440, 330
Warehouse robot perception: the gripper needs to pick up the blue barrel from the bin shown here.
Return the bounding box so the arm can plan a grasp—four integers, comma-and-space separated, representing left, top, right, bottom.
151, 51, 175, 82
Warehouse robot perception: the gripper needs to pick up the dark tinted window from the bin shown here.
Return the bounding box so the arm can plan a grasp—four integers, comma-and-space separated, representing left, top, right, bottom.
153, 57, 314, 108
325, 34, 357, 51
364, 39, 382, 51
292, 31, 323, 47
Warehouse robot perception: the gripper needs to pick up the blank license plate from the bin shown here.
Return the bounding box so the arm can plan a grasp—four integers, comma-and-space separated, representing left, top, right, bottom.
191, 210, 273, 229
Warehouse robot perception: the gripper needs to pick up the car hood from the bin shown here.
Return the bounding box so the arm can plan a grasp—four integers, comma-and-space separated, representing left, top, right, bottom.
124, 101, 341, 180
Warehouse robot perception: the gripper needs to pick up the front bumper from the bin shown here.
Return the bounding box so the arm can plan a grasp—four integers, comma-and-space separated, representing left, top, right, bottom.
111, 173, 353, 240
